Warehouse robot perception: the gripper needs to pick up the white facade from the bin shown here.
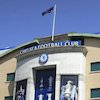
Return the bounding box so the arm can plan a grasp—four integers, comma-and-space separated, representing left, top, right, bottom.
14, 46, 86, 100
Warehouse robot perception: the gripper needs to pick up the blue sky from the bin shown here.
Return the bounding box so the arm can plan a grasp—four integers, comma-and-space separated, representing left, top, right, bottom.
0, 0, 100, 48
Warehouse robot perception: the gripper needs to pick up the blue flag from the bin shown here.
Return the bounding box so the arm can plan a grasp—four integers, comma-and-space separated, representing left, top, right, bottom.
42, 6, 54, 16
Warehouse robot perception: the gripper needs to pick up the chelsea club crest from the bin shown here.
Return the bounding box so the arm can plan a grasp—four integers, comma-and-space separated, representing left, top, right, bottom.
39, 53, 48, 64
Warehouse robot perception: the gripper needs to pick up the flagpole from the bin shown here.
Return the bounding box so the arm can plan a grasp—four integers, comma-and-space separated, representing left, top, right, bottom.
52, 4, 56, 41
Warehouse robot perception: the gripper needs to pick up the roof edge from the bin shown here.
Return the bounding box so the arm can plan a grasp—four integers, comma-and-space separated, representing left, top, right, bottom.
0, 39, 39, 58
0, 33, 100, 58
68, 33, 100, 38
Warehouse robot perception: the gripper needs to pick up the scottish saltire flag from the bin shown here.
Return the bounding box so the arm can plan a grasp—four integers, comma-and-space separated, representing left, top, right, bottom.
42, 6, 54, 16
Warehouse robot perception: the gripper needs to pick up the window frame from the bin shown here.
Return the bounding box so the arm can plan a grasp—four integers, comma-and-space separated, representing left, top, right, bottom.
90, 88, 100, 99
91, 62, 100, 72
5, 96, 13, 100
6, 73, 15, 81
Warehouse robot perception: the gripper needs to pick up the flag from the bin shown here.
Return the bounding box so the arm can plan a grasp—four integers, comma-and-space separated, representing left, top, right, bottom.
42, 6, 54, 16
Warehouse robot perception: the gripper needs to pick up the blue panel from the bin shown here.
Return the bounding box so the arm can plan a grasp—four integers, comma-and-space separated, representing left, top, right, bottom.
35, 68, 56, 100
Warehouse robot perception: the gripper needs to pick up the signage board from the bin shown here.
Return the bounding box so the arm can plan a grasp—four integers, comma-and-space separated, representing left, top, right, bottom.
20, 41, 81, 54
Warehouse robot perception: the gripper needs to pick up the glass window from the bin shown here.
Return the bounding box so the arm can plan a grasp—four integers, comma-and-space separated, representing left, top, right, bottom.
15, 79, 27, 100
60, 75, 78, 100
7, 73, 15, 81
5, 96, 13, 100
91, 88, 100, 98
91, 62, 100, 71
70, 37, 84, 45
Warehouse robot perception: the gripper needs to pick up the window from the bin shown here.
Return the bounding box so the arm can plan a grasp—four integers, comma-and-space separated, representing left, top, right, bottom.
91, 88, 100, 98
7, 73, 15, 81
70, 37, 84, 45
91, 62, 100, 72
5, 96, 13, 100
60, 75, 78, 100
15, 79, 27, 100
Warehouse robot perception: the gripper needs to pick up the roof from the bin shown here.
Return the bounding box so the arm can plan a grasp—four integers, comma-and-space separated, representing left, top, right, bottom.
68, 32, 100, 38
0, 33, 100, 58
0, 39, 39, 58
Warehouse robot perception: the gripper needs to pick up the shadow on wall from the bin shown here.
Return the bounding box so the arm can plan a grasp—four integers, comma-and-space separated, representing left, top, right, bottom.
8, 82, 14, 96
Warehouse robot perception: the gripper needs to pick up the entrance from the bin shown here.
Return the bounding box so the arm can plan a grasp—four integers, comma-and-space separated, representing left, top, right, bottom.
35, 68, 56, 100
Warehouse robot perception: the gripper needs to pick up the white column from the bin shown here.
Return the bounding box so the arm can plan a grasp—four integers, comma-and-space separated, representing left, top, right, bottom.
26, 69, 36, 100
55, 74, 61, 100
78, 74, 85, 100
26, 77, 34, 100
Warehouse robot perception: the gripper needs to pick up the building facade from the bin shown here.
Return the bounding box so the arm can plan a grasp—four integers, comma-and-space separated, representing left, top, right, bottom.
0, 33, 100, 100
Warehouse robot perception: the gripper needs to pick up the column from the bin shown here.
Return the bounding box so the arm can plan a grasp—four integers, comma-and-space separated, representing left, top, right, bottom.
78, 74, 85, 100
13, 82, 16, 100
55, 74, 61, 100
26, 77, 34, 100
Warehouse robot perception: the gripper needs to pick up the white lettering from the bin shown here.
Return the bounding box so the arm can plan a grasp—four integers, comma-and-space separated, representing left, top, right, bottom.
73, 41, 78, 46
20, 41, 81, 54
34, 46, 39, 50
51, 43, 55, 47
64, 41, 70, 46
44, 44, 48, 48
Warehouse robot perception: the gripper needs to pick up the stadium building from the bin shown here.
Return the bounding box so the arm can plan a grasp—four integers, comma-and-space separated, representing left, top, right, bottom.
0, 33, 100, 100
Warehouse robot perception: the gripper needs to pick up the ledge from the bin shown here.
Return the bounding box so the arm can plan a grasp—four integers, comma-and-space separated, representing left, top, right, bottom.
16, 46, 87, 60
68, 33, 100, 38
90, 71, 100, 74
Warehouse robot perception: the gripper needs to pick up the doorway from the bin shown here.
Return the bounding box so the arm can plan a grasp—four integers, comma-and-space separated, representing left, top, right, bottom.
34, 68, 56, 100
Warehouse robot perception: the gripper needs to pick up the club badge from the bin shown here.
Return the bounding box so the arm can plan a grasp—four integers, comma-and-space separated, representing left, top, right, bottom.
39, 53, 48, 64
